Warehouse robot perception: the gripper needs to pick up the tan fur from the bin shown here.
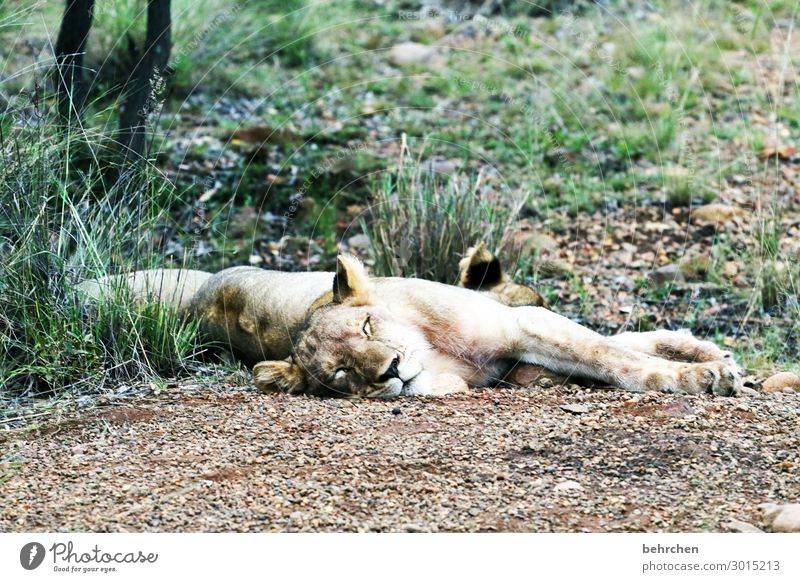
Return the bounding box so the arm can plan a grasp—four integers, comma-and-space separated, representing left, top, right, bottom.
78, 269, 213, 312
80, 249, 741, 399
458, 243, 546, 307
189, 267, 333, 365
254, 254, 743, 399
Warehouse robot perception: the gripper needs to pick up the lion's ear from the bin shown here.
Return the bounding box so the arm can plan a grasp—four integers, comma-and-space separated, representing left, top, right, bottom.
332, 254, 373, 305
459, 243, 503, 290
253, 360, 306, 394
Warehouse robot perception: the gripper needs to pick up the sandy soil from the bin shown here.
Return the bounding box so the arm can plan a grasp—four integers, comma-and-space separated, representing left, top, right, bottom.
2, 381, 798, 532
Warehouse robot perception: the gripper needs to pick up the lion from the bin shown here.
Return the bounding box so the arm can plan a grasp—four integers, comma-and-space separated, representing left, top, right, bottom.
81, 245, 741, 399
251, 254, 741, 398
79, 244, 543, 367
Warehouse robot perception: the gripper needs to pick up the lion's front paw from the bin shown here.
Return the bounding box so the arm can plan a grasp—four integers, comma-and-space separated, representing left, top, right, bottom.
429, 373, 469, 396
676, 361, 743, 396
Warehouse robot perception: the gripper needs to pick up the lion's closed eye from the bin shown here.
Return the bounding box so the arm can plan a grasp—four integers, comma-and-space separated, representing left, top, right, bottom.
362, 316, 372, 337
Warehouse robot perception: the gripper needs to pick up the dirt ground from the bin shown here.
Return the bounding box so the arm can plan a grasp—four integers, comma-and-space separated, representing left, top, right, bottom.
2, 381, 798, 533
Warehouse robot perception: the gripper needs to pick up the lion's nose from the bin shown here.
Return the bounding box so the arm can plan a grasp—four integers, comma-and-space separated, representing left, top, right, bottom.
377, 355, 401, 382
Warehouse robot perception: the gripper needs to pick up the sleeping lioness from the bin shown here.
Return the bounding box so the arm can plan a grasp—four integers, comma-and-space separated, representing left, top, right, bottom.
81, 246, 741, 398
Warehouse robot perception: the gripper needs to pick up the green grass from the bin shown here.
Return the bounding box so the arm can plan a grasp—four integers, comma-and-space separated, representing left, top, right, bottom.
0, 101, 206, 400
362, 144, 527, 283
2, 0, 800, 393
750, 214, 799, 314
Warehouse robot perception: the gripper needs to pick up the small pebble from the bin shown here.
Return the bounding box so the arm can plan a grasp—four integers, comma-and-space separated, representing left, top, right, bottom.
391, 407, 401, 415
554, 480, 584, 492
560, 403, 590, 415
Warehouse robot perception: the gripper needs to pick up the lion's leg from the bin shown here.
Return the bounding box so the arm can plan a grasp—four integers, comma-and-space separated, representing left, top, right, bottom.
508, 306, 741, 396
612, 330, 736, 364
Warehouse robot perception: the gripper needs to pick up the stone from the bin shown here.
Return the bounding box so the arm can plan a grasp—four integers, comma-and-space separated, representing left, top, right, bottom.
648, 264, 684, 286
507, 364, 553, 386
656, 398, 695, 418
346, 234, 371, 250
560, 404, 589, 415
554, 480, 583, 492
722, 519, 763, 533
537, 377, 554, 389
522, 441, 545, 453
762, 372, 800, 393
760, 503, 800, 532
538, 259, 573, 279
388, 42, 445, 67
691, 203, 747, 224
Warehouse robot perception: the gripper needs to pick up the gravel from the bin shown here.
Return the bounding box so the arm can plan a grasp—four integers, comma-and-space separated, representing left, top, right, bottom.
1, 384, 798, 532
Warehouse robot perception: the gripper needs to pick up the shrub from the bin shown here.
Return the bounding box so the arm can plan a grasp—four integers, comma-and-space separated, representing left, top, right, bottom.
0, 103, 203, 399
362, 152, 528, 285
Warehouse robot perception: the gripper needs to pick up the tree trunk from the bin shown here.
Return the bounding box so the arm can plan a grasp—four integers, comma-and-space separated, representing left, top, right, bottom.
118, 0, 171, 165
54, 0, 95, 121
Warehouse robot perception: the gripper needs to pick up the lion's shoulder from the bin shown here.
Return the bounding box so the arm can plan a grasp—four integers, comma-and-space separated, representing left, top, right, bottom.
191, 268, 335, 364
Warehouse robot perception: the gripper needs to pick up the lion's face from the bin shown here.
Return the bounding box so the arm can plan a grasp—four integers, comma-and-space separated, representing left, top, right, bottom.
253, 255, 435, 398
291, 304, 432, 398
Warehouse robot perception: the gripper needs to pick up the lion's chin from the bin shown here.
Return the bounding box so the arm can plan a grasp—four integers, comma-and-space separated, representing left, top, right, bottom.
399, 371, 433, 396
363, 373, 428, 399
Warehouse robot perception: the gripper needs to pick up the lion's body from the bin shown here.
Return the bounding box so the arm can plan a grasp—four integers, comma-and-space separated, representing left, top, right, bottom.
80, 267, 332, 364
78, 268, 213, 312
81, 246, 741, 399
189, 267, 334, 364
253, 261, 742, 398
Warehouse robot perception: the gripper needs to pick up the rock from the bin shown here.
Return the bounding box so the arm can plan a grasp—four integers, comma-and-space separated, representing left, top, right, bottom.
722, 519, 764, 533
522, 441, 545, 453
420, 157, 461, 175
554, 480, 583, 492
761, 144, 797, 160
391, 407, 401, 416
721, 261, 739, 278
613, 275, 635, 291
537, 377, 554, 389
346, 234, 370, 250
656, 398, 695, 418
538, 259, 573, 279
509, 223, 560, 255
760, 503, 800, 532
691, 203, 747, 224
507, 364, 560, 387
648, 264, 684, 286
560, 404, 589, 415
388, 42, 445, 67
762, 372, 800, 393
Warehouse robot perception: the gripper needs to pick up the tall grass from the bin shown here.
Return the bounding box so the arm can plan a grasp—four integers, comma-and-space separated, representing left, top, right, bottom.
0, 99, 202, 401
362, 145, 528, 284
87, 0, 320, 91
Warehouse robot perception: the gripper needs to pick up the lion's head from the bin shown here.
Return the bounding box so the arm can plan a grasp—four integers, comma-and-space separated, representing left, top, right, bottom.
253, 255, 436, 398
